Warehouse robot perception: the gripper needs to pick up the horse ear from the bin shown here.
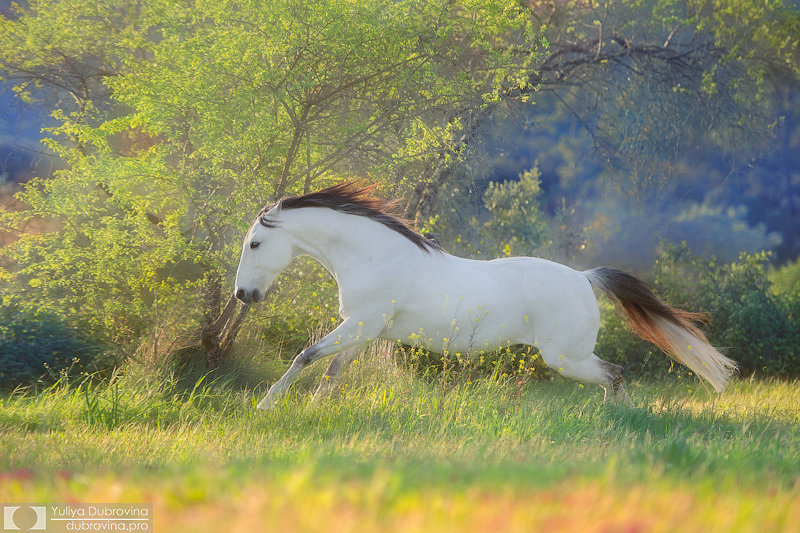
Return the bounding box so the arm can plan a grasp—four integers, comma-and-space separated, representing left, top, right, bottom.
257, 200, 283, 228
268, 200, 284, 221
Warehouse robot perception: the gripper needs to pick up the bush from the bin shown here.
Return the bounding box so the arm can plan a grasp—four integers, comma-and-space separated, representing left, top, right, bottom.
0, 302, 109, 388
597, 245, 800, 379
770, 256, 800, 295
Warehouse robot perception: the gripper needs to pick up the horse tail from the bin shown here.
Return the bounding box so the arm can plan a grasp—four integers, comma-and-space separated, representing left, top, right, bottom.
585, 267, 738, 392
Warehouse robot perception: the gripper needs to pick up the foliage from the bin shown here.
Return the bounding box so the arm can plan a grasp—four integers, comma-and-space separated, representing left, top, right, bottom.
533, 0, 800, 179
478, 167, 550, 257
430, 165, 553, 260
0, 300, 109, 388
596, 244, 800, 380
769, 256, 800, 295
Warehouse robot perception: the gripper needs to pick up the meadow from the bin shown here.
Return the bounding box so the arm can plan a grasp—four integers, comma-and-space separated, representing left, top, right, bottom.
1, 351, 799, 533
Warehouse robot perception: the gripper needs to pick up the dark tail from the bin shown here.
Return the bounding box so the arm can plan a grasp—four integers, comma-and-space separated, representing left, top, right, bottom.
585, 267, 737, 392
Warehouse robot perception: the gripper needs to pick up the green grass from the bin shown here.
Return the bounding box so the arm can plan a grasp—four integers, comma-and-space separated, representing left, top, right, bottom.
1, 356, 798, 532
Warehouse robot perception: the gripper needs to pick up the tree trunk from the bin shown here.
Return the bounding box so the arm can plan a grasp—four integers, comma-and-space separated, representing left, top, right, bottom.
200, 276, 251, 369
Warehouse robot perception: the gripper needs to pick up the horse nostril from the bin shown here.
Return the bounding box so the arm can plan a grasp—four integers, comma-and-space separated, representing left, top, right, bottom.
250, 289, 261, 303
236, 289, 246, 302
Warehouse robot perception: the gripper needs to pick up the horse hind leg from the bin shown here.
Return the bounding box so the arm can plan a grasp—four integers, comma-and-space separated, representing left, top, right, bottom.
598, 359, 632, 406
541, 348, 632, 405
312, 347, 359, 402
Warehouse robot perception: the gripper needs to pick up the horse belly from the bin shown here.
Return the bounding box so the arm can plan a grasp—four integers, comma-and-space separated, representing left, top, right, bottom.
380, 285, 531, 355
378, 256, 598, 356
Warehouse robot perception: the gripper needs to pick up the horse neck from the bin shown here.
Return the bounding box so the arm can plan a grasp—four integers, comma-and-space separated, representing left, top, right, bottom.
282, 208, 404, 276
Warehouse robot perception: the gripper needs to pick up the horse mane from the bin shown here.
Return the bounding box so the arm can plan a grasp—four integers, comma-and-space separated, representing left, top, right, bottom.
258, 182, 444, 253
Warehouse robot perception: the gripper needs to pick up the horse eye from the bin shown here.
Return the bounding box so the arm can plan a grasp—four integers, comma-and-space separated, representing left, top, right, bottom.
250, 241, 261, 249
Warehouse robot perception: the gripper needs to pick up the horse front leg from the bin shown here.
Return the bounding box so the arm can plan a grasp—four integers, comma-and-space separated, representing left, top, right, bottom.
257, 317, 376, 410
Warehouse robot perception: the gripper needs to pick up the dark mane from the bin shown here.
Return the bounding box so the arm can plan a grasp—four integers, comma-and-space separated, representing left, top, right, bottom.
258, 182, 443, 253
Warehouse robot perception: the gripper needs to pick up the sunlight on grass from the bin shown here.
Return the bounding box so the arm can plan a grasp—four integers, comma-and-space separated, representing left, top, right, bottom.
1, 361, 799, 532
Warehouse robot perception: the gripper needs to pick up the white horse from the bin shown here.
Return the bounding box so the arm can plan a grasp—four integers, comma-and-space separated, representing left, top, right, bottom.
235, 182, 737, 409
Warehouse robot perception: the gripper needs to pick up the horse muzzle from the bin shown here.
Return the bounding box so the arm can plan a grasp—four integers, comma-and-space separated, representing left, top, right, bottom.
235, 288, 261, 304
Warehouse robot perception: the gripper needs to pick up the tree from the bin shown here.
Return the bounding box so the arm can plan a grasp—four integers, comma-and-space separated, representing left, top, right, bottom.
0, 0, 544, 366
407, 0, 800, 228
535, 0, 799, 176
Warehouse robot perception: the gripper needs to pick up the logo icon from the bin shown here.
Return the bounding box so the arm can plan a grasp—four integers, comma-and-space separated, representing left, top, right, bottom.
3, 506, 47, 531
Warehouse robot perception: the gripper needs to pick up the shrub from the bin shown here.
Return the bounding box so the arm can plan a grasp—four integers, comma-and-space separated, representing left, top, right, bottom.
0, 301, 109, 388
770, 256, 800, 295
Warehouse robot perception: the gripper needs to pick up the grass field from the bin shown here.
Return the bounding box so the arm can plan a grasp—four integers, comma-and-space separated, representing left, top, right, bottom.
1, 354, 798, 532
